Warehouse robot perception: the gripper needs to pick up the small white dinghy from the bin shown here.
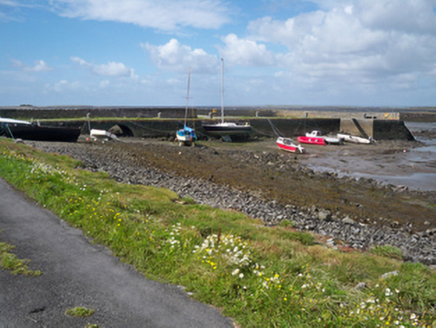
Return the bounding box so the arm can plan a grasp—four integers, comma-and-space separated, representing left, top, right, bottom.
337, 133, 375, 144
90, 129, 118, 141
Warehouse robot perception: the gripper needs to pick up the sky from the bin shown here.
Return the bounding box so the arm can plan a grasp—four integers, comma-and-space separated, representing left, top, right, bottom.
1, 0, 436, 107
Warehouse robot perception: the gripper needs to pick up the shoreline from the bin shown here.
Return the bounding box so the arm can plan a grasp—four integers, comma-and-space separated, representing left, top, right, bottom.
26, 136, 436, 265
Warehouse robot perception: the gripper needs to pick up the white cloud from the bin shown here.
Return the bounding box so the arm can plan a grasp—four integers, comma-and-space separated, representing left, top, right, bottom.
48, 79, 81, 93
100, 80, 110, 88
247, 0, 436, 89
71, 57, 137, 78
0, 0, 20, 6
219, 34, 276, 66
49, 0, 230, 30
0, 0, 37, 21
355, 0, 436, 34
11, 58, 53, 72
142, 39, 218, 73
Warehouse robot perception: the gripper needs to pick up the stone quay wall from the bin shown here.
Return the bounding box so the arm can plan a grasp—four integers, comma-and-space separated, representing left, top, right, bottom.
0, 106, 196, 120
1, 106, 415, 140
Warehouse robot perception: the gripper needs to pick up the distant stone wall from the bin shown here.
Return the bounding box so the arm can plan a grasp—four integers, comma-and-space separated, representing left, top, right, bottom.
0, 107, 195, 120
275, 110, 400, 120
197, 108, 401, 119
400, 112, 436, 122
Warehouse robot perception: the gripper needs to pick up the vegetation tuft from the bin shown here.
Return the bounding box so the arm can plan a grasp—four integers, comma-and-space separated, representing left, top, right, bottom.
0, 138, 435, 327
64, 307, 95, 317
0, 242, 42, 276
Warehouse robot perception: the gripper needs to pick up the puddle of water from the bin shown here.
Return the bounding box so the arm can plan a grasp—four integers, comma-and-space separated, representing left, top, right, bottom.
308, 165, 436, 191
307, 122, 436, 191
350, 172, 436, 191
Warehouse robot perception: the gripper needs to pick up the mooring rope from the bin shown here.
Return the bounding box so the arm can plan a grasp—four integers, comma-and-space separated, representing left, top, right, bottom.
267, 119, 283, 137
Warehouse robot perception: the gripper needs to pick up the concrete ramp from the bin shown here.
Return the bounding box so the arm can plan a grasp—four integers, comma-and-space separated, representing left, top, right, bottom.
340, 118, 374, 138
340, 118, 414, 140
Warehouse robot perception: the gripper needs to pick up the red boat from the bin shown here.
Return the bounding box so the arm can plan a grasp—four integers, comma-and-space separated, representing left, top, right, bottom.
276, 137, 305, 153
297, 135, 327, 146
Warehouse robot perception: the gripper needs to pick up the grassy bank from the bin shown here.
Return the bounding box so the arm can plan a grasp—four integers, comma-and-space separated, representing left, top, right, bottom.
0, 138, 435, 327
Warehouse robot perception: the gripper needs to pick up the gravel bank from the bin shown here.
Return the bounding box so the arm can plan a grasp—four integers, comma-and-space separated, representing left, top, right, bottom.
29, 139, 436, 265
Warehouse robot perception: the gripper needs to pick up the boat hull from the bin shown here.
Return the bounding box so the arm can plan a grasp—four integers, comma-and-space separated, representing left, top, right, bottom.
4, 124, 81, 142
176, 129, 197, 146
202, 123, 251, 136
305, 131, 342, 145
297, 136, 326, 146
276, 137, 305, 153
337, 133, 372, 144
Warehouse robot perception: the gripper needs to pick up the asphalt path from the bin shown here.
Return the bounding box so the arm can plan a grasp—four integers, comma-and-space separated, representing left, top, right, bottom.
0, 178, 233, 328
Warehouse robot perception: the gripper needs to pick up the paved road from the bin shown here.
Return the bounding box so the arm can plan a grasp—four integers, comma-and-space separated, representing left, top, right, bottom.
0, 178, 233, 328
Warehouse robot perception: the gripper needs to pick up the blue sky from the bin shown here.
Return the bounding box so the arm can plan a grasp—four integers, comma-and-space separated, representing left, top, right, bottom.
1, 0, 436, 107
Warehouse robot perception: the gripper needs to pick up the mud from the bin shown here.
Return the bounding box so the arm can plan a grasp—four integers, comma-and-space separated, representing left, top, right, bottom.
302, 140, 436, 191
33, 136, 435, 232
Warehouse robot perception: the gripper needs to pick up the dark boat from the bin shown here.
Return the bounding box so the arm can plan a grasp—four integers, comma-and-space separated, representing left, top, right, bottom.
1, 118, 81, 142
202, 59, 251, 138
202, 122, 251, 136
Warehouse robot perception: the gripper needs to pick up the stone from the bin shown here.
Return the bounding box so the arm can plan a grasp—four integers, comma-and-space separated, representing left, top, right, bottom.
318, 210, 332, 222
381, 271, 399, 280
342, 216, 355, 225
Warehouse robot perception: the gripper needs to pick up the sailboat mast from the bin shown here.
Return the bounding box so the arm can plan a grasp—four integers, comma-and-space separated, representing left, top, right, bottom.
221, 58, 224, 124
184, 67, 191, 126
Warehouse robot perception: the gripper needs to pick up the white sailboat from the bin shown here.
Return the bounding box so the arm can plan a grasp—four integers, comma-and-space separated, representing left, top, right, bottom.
202, 59, 251, 138
176, 67, 197, 146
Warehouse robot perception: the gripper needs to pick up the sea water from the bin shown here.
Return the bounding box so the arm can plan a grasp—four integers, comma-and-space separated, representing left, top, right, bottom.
359, 121, 436, 191
307, 122, 436, 191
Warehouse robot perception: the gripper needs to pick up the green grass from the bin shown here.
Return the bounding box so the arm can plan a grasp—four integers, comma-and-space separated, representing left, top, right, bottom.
65, 307, 95, 317
0, 242, 42, 276
370, 245, 403, 261
0, 138, 435, 327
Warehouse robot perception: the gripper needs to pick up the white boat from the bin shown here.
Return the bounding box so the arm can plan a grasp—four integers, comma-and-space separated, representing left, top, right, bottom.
337, 133, 374, 144
0, 118, 31, 125
202, 59, 251, 139
306, 130, 343, 145
276, 137, 305, 153
90, 129, 118, 141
